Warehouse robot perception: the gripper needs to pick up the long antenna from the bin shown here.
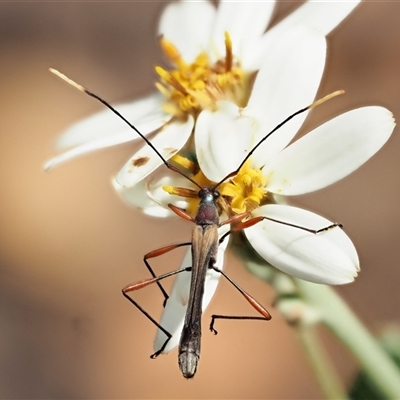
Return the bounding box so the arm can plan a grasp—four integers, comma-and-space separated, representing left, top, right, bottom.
49, 68, 202, 189
50, 68, 343, 192
213, 90, 345, 189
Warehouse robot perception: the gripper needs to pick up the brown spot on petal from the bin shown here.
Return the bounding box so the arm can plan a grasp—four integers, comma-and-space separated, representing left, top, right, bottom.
164, 147, 178, 155
132, 156, 150, 167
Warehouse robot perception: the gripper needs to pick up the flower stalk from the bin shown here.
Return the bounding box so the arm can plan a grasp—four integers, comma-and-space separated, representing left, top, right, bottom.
234, 234, 400, 398
296, 325, 349, 400
296, 279, 400, 399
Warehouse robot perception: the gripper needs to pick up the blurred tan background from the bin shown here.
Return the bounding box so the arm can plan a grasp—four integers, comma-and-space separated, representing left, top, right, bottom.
1, 1, 399, 398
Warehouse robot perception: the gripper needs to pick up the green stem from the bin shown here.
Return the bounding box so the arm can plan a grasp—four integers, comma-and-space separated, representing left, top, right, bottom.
231, 233, 400, 398
295, 279, 400, 399
296, 324, 349, 399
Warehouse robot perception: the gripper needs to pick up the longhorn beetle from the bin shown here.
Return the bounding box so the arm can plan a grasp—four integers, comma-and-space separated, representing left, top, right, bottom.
49, 68, 343, 378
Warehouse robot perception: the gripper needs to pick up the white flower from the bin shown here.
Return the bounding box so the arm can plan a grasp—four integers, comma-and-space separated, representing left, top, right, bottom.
44, 0, 362, 357
45, 0, 360, 194
145, 25, 328, 212
151, 58, 395, 354
193, 80, 394, 286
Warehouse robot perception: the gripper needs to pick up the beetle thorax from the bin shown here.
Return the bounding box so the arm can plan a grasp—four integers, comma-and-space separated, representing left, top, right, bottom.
195, 187, 220, 226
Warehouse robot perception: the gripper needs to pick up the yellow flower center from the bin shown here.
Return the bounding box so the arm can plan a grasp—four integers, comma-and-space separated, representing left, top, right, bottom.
163, 155, 214, 217
164, 156, 272, 218
219, 159, 270, 214
156, 32, 248, 118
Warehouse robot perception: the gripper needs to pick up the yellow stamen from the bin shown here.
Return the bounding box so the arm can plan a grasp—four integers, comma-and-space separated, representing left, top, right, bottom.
163, 185, 198, 198
155, 66, 188, 95
163, 185, 179, 195
162, 156, 215, 218
160, 37, 186, 68
170, 154, 197, 173
163, 156, 273, 218
154, 82, 170, 98
155, 32, 248, 117
224, 31, 232, 72
219, 159, 268, 214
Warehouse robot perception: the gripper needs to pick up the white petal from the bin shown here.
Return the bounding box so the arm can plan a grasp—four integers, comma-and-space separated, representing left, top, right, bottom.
111, 177, 173, 218
211, 1, 275, 68
245, 27, 326, 166
116, 116, 194, 188
196, 102, 253, 183
158, 0, 216, 63
55, 92, 167, 150
214, 1, 274, 40
154, 225, 229, 354
147, 173, 192, 211
269, 0, 361, 37
44, 94, 170, 171
245, 204, 359, 285
267, 107, 395, 195
44, 131, 141, 171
